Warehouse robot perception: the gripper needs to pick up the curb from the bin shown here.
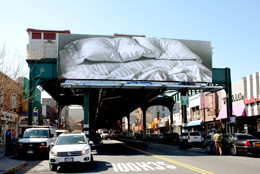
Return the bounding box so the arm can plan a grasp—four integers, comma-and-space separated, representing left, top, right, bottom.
2, 161, 27, 174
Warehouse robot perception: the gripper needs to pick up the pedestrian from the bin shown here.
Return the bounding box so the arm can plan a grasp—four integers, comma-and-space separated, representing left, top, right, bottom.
212, 130, 223, 155
210, 128, 216, 154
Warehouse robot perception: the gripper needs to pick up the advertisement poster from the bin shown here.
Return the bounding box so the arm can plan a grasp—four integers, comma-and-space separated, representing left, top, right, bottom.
58, 34, 212, 83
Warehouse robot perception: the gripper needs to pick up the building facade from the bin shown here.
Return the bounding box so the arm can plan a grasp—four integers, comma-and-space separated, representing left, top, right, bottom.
0, 72, 24, 154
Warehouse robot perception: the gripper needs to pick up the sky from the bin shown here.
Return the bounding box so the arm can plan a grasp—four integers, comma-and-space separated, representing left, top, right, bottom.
1, 0, 260, 86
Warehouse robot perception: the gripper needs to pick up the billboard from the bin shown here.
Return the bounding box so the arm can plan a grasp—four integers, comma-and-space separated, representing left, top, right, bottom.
58, 34, 212, 83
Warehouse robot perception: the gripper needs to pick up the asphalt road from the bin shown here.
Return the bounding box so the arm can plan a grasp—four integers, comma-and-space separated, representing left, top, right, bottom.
14, 139, 260, 174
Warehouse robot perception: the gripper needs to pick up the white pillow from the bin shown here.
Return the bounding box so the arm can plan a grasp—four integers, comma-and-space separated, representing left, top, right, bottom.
133, 37, 162, 58
158, 38, 202, 63
114, 37, 145, 62
64, 37, 145, 64
64, 37, 121, 64
134, 37, 202, 62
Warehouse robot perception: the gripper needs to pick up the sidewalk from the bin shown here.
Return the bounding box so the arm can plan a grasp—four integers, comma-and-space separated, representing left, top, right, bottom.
0, 154, 27, 174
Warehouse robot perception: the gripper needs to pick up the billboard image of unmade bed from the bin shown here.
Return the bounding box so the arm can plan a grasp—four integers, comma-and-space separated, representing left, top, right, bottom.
57, 34, 212, 83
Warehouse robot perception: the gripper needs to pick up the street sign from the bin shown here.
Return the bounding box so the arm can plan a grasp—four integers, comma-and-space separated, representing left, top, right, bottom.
229, 115, 236, 124
181, 96, 189, 105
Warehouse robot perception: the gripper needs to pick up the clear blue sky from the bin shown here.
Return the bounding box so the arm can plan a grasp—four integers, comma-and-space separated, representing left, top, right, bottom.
1, 0, 260, 82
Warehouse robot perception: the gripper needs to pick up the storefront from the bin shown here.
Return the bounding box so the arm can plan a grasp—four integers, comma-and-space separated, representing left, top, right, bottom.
242, 71, 260, 138
0, 112, 19, 155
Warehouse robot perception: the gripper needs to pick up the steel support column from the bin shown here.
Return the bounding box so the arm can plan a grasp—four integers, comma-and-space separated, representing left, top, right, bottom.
180, 89, 191, 149
169, 107, 173, 133
84, 91, 90, 138
142, 107, 147, 140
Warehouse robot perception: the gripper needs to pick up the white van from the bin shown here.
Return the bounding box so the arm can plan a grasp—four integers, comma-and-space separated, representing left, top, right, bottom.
18, 126, 57, 157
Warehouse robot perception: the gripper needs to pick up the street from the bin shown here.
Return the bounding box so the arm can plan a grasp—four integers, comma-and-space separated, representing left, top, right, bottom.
14, 139, 260, 174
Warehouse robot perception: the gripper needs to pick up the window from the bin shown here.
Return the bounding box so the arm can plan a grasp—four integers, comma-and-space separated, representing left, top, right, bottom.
44, 33, 56, 40
32, 33, 41, 39
192, 106, 200, 117
162, 106, 165, 111
48, 101, 51, 106
0, 90, 4, 108
10, 94, 17, 112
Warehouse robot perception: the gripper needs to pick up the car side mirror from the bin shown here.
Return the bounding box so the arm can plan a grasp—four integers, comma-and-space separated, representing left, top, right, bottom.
89, 141, 94, 145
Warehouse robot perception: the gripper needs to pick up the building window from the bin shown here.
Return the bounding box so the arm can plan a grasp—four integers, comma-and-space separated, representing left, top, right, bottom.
44, 33, 56, 40
10, 93, 17, 112
48, 101, 51, 106
192, 106, 200, 116
32, 32, 41, 39
0, 90, 5, 108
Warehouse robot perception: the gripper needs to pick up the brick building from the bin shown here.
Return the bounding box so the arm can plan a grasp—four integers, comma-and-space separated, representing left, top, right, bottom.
0, 72, 24, 144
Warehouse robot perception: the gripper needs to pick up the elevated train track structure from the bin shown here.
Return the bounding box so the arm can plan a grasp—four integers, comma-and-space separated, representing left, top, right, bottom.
26, 29, 231, 148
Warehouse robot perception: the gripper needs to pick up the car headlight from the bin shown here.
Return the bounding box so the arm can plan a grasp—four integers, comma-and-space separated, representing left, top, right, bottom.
81, 148, 90, 155
50, 150, 58, 156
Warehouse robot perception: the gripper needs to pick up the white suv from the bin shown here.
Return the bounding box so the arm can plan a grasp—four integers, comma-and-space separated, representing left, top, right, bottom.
180, 132, 202, 145
188, 132, 202, 144
49, 132, 93, 171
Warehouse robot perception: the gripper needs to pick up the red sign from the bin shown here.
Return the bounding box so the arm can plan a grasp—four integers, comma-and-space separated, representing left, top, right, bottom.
244, 95, 260, 104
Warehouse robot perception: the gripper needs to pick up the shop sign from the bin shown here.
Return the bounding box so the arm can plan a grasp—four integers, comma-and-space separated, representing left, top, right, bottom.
222, 92, 244, 104
243, 95, 260, 105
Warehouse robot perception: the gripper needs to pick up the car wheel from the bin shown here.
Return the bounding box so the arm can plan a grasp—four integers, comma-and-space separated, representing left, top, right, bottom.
230, 145, 237, 156
206, 144, 212, 153
49, 163, 57, 171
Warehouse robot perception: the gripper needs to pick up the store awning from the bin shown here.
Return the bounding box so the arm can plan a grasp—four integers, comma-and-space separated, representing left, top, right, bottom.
187, 120, 203, 127
217, 104, 246, 120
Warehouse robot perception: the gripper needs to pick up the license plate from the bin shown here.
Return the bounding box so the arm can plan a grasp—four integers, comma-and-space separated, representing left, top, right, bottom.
28, 150, 33, 154
194, 137, 198, 139
65, 157, 73, 162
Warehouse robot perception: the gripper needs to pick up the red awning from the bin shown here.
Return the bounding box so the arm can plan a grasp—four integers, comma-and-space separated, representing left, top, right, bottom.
217, 104, 246, 120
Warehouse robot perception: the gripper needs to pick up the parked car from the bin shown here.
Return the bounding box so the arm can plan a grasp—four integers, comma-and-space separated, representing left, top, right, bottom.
201, 135, 212, 148
179, 132, 202, 146
18, 126, 57, 158
154, 133, 164, 142
49, 131, 94, 171
205, 133, 260, 156
162, 132, 180, 144
89, 132, 103, 150
101, 131, 111, 140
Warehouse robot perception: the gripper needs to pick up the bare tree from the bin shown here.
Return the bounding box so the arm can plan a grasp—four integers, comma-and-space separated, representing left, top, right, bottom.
0, 44, 28, 80
0, 44, 30, 157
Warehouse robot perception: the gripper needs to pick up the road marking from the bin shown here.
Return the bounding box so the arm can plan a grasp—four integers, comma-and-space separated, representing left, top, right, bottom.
109, 161, 176, 172
113, 140, 214, 174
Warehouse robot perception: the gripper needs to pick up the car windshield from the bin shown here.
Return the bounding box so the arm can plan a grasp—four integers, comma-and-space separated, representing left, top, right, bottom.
23, 129, 48, 138
56, 135, 87, 145
236, 134, 256, 140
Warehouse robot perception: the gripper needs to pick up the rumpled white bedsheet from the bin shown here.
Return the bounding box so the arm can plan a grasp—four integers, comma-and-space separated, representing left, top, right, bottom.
59, 49, 212, 82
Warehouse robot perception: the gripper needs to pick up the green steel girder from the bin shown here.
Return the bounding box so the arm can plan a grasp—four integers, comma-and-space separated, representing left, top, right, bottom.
26, 59, 232, 130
